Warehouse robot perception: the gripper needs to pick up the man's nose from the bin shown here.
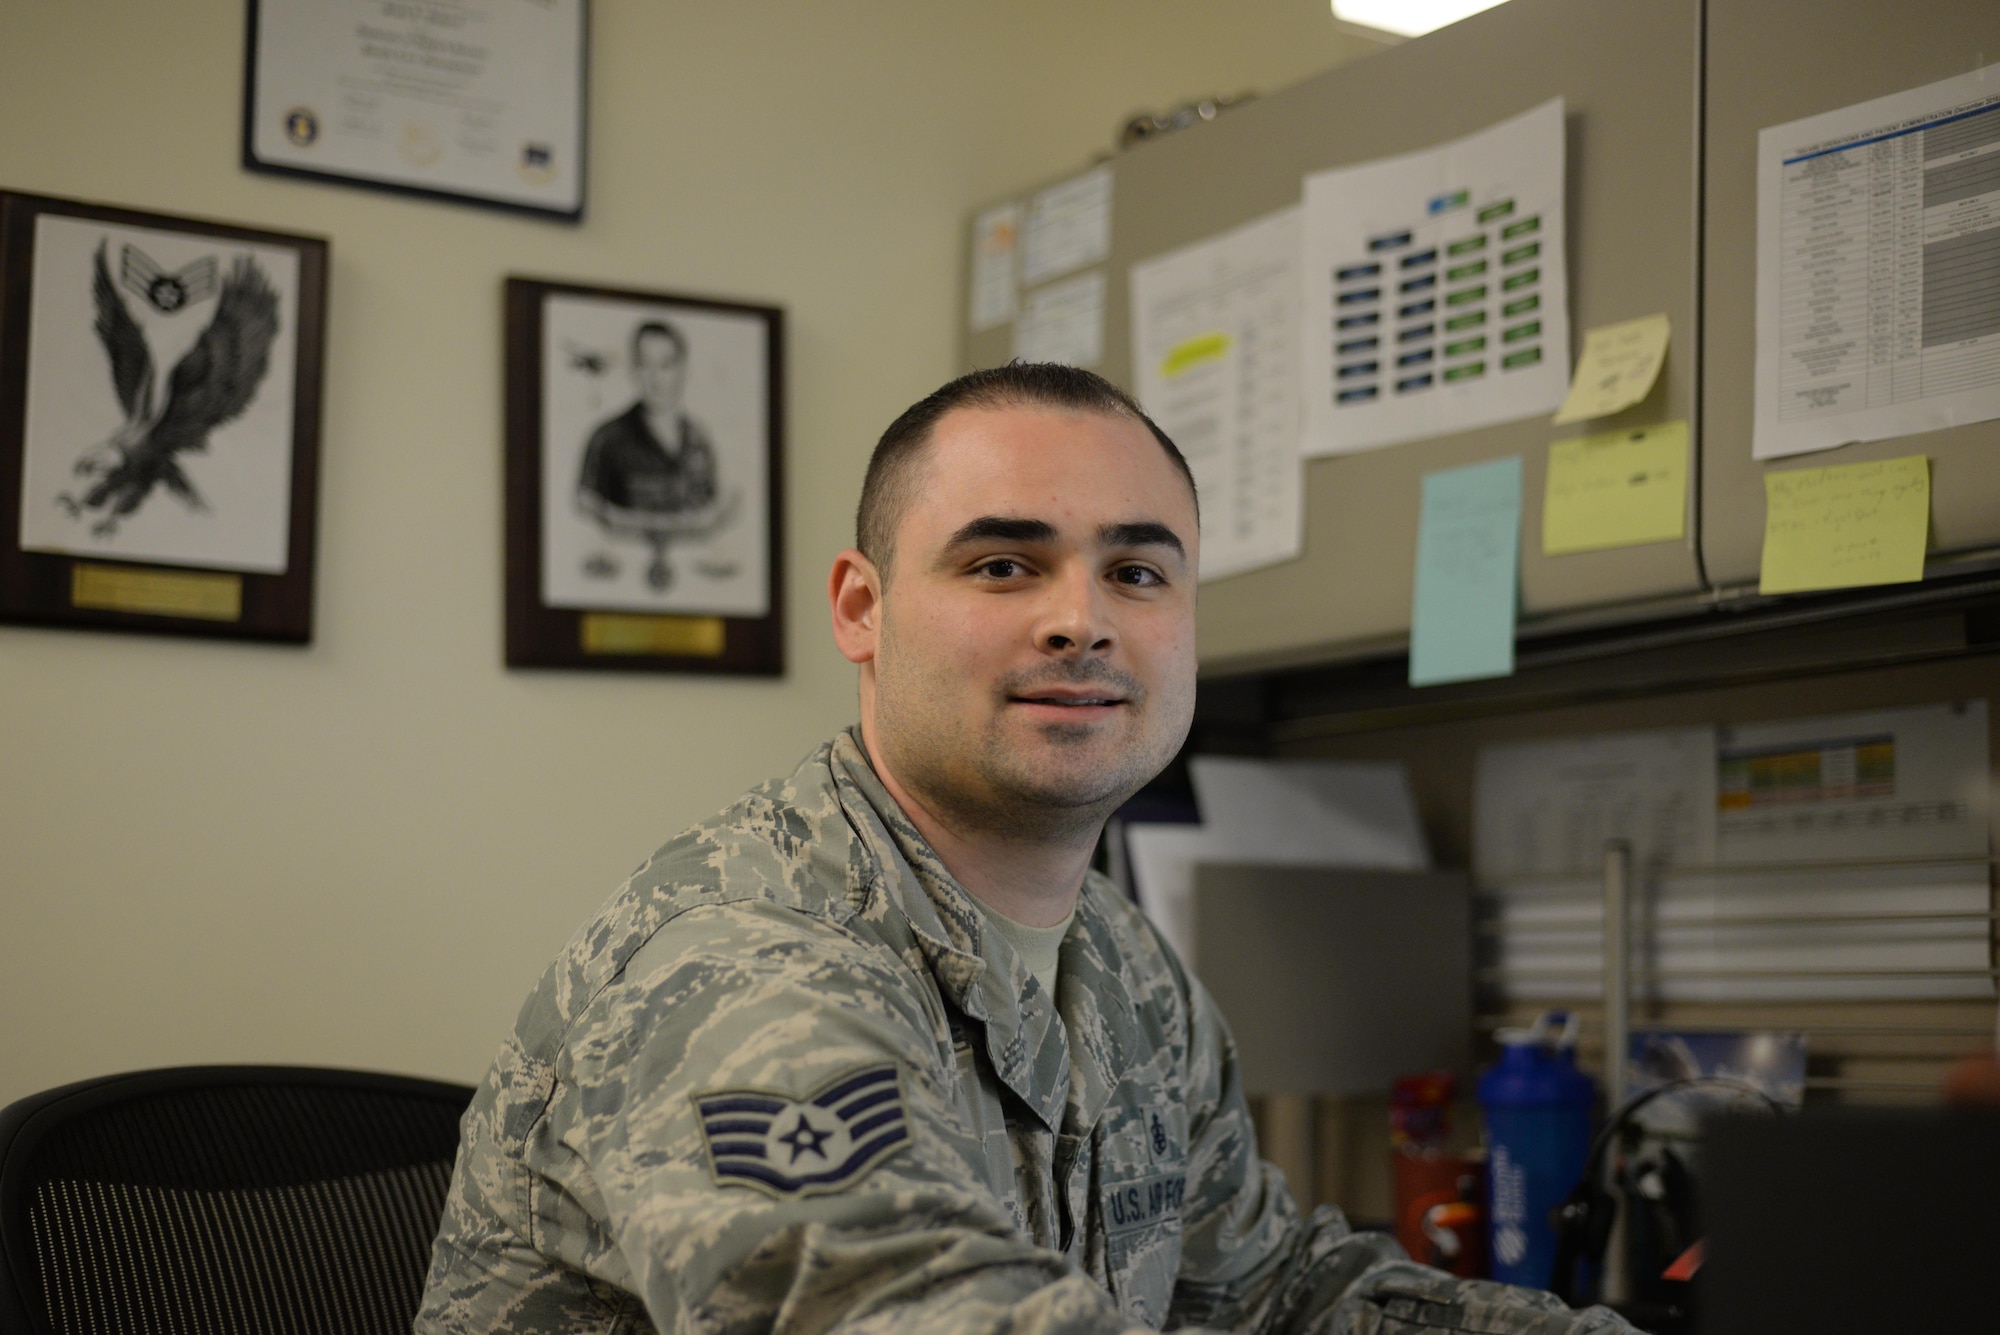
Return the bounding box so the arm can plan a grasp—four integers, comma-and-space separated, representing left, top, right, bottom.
1035, 565, 1113, 654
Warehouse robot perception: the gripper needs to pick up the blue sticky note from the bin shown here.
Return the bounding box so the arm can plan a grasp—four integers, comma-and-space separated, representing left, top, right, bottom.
1410, 456, 1522, 686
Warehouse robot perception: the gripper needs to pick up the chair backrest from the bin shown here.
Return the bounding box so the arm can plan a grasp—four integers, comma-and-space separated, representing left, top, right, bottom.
0, 1065, 475, 1335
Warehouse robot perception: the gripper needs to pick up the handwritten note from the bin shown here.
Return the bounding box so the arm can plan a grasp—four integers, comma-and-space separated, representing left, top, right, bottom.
1543, 420, 1690, 555
1411, 456, 1522, 686
1553, 313, 1670, 425
1760, 455, 1929, 595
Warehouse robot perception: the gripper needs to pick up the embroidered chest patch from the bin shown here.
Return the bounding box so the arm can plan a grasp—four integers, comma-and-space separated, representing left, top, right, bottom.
1103, 1172, 1186, 1235
693, 1064, 910, 1198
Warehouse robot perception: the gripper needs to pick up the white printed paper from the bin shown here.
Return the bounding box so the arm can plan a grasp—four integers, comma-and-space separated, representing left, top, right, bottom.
1021, 166, 1113, 286
1014, 271, 1105, 368
1188, 755, 1430, 872
969, 202, 1021, 332
1130, 207, 1306, 582
1755, 63, 2000, 458
1127, 756, 1429, 969
1300, 98, 1570, 456
1714, 702, 1989, 866
1125, 823, 1219, 969
1474, 726, 1719, 883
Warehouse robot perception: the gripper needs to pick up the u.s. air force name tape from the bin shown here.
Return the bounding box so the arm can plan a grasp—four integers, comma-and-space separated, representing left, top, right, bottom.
693, 1063, 909, 1198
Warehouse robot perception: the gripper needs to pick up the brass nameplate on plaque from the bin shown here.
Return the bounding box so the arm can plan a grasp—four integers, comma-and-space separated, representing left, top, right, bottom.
71, 563, 243, 622
581, 612, 726, 657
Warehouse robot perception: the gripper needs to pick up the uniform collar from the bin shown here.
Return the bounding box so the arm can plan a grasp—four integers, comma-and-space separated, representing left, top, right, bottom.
1053, 879, 1142, 1139
827, 728, 1098, 1133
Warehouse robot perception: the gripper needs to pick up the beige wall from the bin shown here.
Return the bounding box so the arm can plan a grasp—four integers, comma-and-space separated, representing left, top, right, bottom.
0, 1, 1384, 1104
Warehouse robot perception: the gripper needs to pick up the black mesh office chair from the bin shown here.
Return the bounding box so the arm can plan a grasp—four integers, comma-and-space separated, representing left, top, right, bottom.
0, 1065, 476, 1335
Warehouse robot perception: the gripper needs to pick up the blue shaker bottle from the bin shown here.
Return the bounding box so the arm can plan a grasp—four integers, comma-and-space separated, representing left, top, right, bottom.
1477, 1011, 1596, 1289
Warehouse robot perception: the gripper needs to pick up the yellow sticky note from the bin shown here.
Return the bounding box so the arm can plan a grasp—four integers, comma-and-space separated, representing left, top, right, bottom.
1760, 456, 1929, 595
1542, 420, 1689, 555
1552, 313, 1670, 425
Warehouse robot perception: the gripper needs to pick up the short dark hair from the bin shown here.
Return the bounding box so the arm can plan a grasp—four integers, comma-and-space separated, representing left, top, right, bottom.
631, 319, 687, 364
856, 362, 1198, 572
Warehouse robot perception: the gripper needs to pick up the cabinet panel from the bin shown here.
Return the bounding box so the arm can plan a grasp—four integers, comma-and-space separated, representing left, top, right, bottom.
1701, 1, 2000, 588
966, 0, 1704, 674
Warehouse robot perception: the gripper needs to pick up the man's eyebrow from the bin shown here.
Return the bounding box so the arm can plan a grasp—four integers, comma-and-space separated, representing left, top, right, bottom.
1101, 521, 1187, 559
943, 516, 1059, 548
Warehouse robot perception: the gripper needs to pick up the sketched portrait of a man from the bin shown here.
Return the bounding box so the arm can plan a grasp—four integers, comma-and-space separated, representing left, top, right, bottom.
574, 320, 736, 591
537, 290, 770, 620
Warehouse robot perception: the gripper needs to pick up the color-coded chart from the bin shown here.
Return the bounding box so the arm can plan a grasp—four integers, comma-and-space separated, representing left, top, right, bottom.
1302, 99, 1570, 456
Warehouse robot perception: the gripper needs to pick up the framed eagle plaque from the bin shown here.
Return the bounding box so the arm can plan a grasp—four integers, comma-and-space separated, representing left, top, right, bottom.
0, 191, 328, 641
504, 276, 784, 675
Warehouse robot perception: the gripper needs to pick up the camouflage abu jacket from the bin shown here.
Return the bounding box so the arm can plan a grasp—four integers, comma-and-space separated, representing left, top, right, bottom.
417, 730, 1632, 1335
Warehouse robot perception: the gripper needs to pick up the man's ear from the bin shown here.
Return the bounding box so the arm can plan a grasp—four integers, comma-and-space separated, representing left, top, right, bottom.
828, 549, 883, 665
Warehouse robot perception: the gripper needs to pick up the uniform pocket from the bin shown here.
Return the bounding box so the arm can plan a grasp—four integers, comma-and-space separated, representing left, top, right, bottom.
1101, 1171, 1186, 1327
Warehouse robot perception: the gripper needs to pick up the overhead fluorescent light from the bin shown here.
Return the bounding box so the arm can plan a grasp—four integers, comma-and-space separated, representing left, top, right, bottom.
1332, 0, 1513, 39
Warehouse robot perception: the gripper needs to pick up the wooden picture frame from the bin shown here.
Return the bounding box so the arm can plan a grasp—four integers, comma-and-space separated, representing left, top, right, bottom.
0, 190, 327, 642
504, 276, 784, 675
242, 0, 590, 223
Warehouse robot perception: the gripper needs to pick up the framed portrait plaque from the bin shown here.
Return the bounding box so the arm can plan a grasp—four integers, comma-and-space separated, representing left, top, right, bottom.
0, 191, 327, 642
504, 276, 785, 675
243, 0, 588, 221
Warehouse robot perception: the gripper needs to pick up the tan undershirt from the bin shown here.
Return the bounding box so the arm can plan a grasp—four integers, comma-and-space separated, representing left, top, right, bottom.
972, 899, 1074, 1001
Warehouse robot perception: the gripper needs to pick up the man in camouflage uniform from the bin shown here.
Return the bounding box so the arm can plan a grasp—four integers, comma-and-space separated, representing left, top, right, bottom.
418, 365, 1633, 1334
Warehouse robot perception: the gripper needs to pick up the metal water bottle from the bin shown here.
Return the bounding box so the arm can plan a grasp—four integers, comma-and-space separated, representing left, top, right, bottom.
1477, 1011, 1595, 1289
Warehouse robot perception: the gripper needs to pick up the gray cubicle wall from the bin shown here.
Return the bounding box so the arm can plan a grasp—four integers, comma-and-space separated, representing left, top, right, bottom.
1193, 865, 1472, 1097
1701, 1, 2000, 588
966, 0, 1705, 675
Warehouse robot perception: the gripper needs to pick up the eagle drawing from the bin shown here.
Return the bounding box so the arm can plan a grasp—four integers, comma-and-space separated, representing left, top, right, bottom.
59, 241, 280, 536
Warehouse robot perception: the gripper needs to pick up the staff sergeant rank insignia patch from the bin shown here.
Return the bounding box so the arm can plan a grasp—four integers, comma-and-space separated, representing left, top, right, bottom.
694, 1064, 909, 1198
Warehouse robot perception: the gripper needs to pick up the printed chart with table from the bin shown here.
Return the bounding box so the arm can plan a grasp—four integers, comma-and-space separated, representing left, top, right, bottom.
1301, 98, 1571, 456
1756, 63, 2000, 458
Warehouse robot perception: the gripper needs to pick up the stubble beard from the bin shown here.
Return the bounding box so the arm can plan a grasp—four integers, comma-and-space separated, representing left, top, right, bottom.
874, 652, 1190, 848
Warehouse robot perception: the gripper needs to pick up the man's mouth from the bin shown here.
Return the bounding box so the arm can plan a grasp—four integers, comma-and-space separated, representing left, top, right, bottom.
1008, 690, 1128, 711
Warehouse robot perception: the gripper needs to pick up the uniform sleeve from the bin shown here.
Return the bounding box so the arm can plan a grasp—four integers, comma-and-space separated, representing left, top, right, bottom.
550, 901, 1154, 1335
1166, 976, 1637, 1335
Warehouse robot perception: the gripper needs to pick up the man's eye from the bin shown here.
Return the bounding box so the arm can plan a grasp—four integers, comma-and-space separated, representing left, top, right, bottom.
977, 559, 1024, 579
1112, 565, 1164, 587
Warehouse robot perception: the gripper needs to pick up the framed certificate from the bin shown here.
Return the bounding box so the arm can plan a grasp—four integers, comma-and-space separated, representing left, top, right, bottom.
0, 191, 328, 642
504, 277, 785, 675
242, 0, 588, 221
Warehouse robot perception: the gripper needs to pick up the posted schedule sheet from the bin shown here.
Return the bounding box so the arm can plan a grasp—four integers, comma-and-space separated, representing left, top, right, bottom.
1300, 98, 1570, 457
1130, 207, 1305, 582
1756, 63, 2000, 458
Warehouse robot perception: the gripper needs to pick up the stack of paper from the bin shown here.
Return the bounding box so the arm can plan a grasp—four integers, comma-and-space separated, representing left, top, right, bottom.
1125, 756, 1430, 967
